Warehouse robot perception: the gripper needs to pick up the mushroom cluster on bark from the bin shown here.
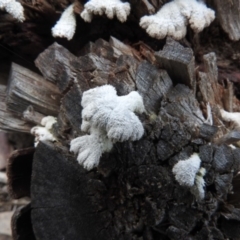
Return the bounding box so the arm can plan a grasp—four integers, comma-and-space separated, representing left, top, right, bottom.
0, 0, 240, 240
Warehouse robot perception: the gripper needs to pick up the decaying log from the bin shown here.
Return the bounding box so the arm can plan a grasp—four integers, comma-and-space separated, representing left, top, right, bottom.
4, 36, 240, 240
0, 0, 239, 239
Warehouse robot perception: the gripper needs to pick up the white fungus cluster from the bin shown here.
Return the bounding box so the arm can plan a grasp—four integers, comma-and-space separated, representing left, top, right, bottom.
0, 0, 25, 22
172, 153, 206, 200
31, 116, 57, 147
70, 85, 145, 170
80, 0, 131, 23
52, 4, 76, 41
220, 109, 240, 127
140, 0, 215, 40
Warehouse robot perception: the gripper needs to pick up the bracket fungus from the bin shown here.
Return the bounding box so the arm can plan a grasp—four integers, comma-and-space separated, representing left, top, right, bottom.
31, 116, 57, 147
70, 84, 145, 170
140, 0, 215, 40
81, 0, 131, 23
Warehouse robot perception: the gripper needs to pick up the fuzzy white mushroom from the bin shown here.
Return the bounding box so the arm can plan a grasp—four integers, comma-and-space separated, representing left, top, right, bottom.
172, 153, 201, 187
70, 127, 113, 170
220, 109, 240, 127
31, 116, 57, 147
81, 85, 145, 142
140, 0, 187, 40
70, 84, 145, 170
177, 0, 215, 33
52, 3, 76, 40
190, 167, 206, 200
173, 153, 206, 200
140, 0, 215, 40
0, 0, 25, 22
81, 0, 131, 23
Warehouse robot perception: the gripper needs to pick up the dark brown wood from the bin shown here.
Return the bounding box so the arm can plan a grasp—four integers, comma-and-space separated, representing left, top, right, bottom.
11, 204, 35, 240
7, 147, 35, 199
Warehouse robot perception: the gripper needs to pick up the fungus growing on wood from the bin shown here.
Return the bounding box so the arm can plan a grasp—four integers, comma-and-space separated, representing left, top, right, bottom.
52, 3, 77, 40
31, 116, 57, 147
81, 0, 131, 23
70, 84, 145, 170
70, 127, 113, 170
0, 0, 25, 22
172, 153, 206, 200
220, 109, 240, 127
140, 0, 215, 40
190, 167, 206, 200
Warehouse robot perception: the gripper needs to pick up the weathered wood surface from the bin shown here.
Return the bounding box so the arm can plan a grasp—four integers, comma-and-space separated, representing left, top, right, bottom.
6, 63, 62, 117
213, 0, 240, 41
35, 42, 77, 93
0, 85, 33, 133
155, 38, 196, 91
5, 37, 240, 240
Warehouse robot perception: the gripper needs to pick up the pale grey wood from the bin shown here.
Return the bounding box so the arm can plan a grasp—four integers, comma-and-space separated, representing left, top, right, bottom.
6, 63, 62, 117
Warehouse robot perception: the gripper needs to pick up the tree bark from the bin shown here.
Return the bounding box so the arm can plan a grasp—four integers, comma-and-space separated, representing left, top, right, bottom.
1, 1, 240, 240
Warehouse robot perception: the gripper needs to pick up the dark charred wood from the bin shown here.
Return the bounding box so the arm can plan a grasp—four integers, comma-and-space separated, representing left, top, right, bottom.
7, 148, 35, 199
31, 142, 112, 240
11, 203, 35, 240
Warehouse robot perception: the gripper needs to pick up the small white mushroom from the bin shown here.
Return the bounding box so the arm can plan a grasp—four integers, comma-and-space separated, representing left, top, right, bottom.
190, 167, 206, 200
172, 153, 201, 187
31, 116, 57, 147
140, 1, 187, 40
173, 153, 206, 200
140, 0, 215, 40
177, 0, 215, 33
52, 3, 76, 40
220, 109, 240, 127
81, 0, 131, 23
0, 0, 25, 22
70, 127, 113, 170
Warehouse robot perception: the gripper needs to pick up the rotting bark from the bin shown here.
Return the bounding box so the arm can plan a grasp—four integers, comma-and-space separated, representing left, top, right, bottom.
4, 37, 240, 240
0, 0, 240, 239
